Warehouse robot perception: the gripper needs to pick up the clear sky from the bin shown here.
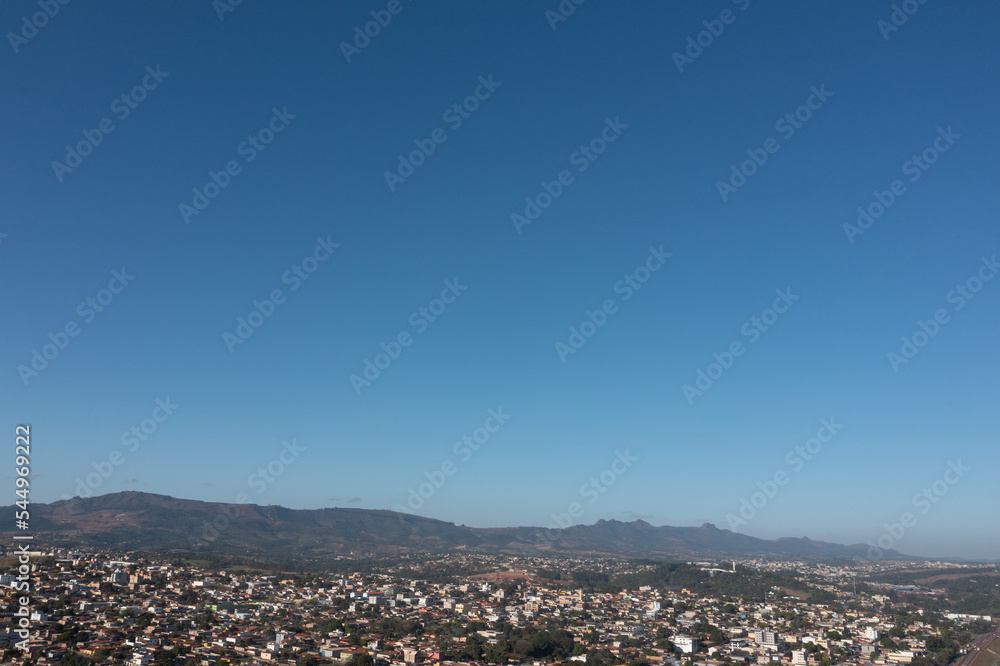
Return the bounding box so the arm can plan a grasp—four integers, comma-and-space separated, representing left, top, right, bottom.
3, 1, 998, 561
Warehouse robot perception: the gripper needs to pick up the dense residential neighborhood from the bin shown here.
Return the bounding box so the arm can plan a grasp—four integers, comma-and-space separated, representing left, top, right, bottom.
2, 551, 996, 666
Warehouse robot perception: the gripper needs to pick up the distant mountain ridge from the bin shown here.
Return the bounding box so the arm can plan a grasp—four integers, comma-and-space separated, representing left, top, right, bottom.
4, 491, 911, 562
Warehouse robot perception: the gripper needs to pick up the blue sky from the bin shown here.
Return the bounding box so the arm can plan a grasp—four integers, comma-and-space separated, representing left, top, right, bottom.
2, 1, 999, 560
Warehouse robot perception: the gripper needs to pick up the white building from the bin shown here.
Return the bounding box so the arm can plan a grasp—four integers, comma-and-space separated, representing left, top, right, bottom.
131, 652, 153, 666
675, 636, 700, 654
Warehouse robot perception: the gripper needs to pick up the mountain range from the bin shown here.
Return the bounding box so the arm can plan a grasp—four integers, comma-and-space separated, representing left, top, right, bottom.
4, 492, 909, 563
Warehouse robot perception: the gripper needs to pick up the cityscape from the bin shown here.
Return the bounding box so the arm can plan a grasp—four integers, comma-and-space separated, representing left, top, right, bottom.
1, 547, 998, 666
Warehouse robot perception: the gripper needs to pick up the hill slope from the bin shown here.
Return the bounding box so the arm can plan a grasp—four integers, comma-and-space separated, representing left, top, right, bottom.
3, 491, 908, 562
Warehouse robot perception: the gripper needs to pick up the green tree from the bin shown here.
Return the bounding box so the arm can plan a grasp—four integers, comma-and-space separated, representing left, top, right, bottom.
925, 636, 946, 652
487, 639, 511, 662
60, 653, 92, 666
462, 636, 485, 661
321, 618, 345, 634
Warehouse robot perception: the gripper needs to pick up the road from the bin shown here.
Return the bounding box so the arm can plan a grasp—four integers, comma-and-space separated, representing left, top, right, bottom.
954, 629, 1000, 666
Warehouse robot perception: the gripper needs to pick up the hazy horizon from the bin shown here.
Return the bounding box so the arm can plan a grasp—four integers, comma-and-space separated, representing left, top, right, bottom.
43, 488, 994, 563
